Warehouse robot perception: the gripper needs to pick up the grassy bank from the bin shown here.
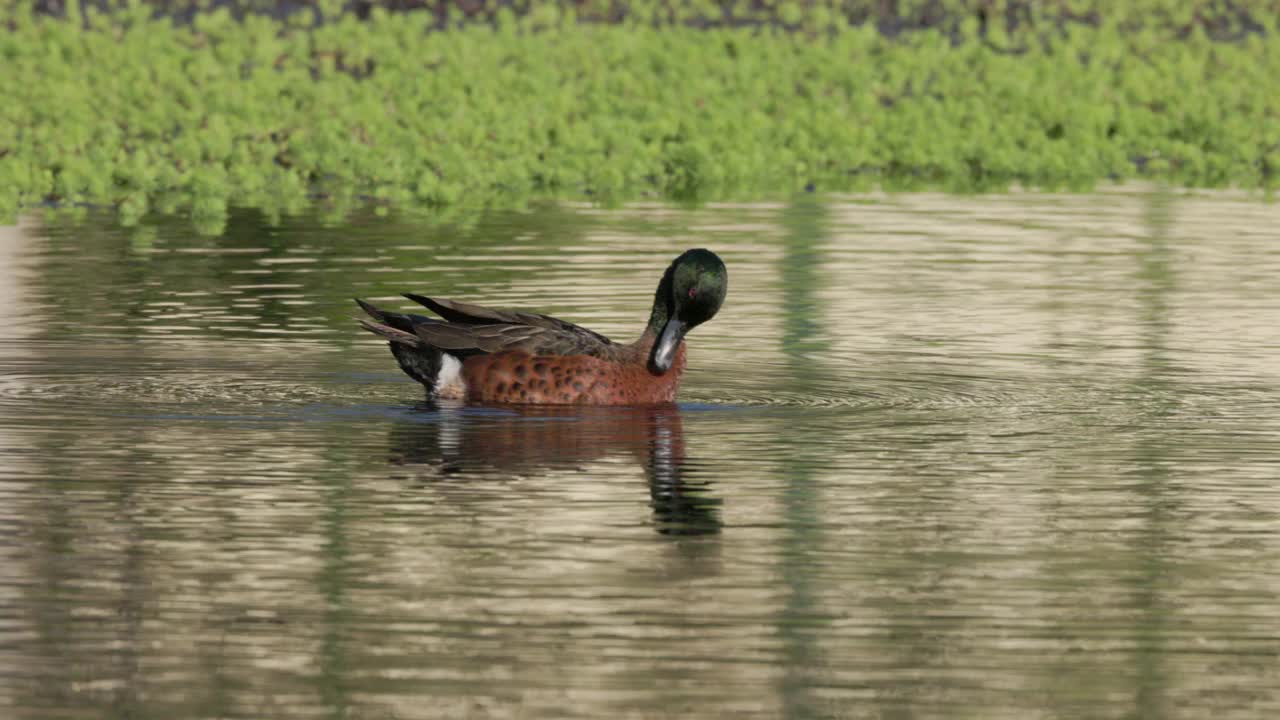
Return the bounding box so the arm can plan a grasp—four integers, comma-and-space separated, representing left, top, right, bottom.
3, 1, 1278, 230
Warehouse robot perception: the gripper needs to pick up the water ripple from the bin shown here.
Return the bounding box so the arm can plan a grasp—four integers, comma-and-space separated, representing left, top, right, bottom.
2, 197, 1279, 719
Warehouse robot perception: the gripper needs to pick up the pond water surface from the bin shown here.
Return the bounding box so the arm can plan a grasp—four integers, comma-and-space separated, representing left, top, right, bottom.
1, 190, 1278, 719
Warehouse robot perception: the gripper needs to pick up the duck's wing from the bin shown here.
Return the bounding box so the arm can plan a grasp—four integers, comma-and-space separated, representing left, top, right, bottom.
404, 294, 616, 342
402, 294, 619, 353
358, 297, 620, 359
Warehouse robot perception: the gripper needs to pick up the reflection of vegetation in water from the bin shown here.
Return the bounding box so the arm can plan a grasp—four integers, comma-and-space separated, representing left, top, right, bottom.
776, 195, 829, 718
1130, 186, 1178, 718
5, 1, 1280, 230
318, 445, 355, 719
30, 204, 601, 340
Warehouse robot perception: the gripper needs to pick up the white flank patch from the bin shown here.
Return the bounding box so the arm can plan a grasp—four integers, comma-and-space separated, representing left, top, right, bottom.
434, 353, 467, 399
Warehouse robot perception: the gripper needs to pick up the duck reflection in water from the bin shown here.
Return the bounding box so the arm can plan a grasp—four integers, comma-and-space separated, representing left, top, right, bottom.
387, 403, 722, 536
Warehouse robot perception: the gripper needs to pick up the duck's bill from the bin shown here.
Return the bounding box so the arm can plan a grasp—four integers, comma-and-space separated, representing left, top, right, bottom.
649, 317, 688, 374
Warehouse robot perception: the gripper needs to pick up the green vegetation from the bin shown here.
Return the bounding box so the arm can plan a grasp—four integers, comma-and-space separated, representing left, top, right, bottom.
2, 0, 1278, 231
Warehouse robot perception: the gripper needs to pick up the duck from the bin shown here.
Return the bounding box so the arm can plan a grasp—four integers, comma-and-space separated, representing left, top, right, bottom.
355, 248, 727, 404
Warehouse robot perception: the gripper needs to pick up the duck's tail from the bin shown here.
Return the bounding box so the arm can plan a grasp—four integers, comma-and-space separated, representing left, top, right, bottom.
355, 298, 454, 395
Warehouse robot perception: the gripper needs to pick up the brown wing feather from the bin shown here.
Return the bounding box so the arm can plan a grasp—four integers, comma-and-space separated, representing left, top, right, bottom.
404, 295, 524, 325
358, 318, 420, 346
402, 293, 619, 358
412, 320, 614, 358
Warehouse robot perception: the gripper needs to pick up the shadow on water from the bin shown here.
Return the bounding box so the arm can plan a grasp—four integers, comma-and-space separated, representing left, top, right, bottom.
385, 403, 723, 536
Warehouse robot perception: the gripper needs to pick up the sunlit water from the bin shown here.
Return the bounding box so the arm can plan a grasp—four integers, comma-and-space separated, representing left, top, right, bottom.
1, 190, 1278, 719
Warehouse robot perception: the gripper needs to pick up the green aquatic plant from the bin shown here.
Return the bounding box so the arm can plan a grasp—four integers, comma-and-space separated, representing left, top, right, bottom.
2, 0, 1279, 231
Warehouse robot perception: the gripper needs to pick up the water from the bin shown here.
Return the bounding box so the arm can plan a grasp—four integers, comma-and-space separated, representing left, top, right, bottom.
1, 189, 1278, 718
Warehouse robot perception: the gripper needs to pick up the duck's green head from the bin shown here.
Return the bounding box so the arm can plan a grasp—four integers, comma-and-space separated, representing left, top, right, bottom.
647, 248, 728, 374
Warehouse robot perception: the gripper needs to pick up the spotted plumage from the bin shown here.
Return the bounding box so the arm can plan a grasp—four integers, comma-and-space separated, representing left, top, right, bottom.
356, 249, 727, 405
